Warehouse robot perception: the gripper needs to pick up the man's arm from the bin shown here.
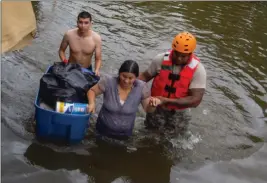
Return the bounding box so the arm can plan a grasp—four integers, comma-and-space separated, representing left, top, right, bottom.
138, 71, 154, 82
159, 88, 205, 108
58, 32, 69, 62
94, 34, 102, 75
139, 53, 164, 82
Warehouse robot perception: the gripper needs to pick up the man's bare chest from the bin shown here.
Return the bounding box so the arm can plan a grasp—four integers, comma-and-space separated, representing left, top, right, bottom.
69, 36, 96, 54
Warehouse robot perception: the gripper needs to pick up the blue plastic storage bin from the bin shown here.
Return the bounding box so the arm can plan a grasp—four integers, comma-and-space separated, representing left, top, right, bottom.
34, 66, 91, 144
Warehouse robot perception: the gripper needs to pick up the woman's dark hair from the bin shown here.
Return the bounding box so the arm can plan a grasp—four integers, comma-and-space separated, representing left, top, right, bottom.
118, 60, 139, 77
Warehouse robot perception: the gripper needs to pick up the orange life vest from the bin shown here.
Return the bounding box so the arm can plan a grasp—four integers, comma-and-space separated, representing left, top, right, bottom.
151, 50, 200, 110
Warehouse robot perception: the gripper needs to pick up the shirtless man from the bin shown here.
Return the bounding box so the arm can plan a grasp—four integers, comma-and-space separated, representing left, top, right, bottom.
58, 11, 102, 76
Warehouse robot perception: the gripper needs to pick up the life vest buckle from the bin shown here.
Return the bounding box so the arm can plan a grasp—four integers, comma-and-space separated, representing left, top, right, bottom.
168, 73, 180, 81
164, 85, 176, 93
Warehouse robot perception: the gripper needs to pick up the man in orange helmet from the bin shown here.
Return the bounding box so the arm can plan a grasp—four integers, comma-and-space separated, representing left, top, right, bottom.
139, 32, 206, 136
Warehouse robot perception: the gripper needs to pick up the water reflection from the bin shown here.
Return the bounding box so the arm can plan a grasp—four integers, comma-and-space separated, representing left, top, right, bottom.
24, 139, 173, 183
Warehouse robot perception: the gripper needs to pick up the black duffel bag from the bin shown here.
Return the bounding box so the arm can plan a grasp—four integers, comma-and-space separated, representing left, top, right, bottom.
39, 62, 99, 108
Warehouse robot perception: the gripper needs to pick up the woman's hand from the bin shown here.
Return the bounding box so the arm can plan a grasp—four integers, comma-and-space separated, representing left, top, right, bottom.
87, 103, 96, 113
149, 97, 162, 107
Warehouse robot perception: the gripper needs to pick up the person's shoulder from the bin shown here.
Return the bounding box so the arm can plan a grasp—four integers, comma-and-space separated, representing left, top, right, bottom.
67, 28, 77, 34
193, 61, 206, 79
192, 54, 206, 71
150, 52, 165, 67
153, 52, 165, 62
148, 52, 165, 67
196, 62, 206, 73
92, 31, 101, 41
135, 79, 150, 98
65, 28, 78, 37
98, 74, 113, 87
190, 59, 207, 88
92, 30, 101, 36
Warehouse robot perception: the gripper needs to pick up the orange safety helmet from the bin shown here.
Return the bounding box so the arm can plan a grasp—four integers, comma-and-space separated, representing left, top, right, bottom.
172, 32, 197, 53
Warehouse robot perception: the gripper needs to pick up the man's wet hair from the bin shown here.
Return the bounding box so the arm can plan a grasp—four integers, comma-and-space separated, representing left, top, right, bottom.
77, 11, 92, 21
